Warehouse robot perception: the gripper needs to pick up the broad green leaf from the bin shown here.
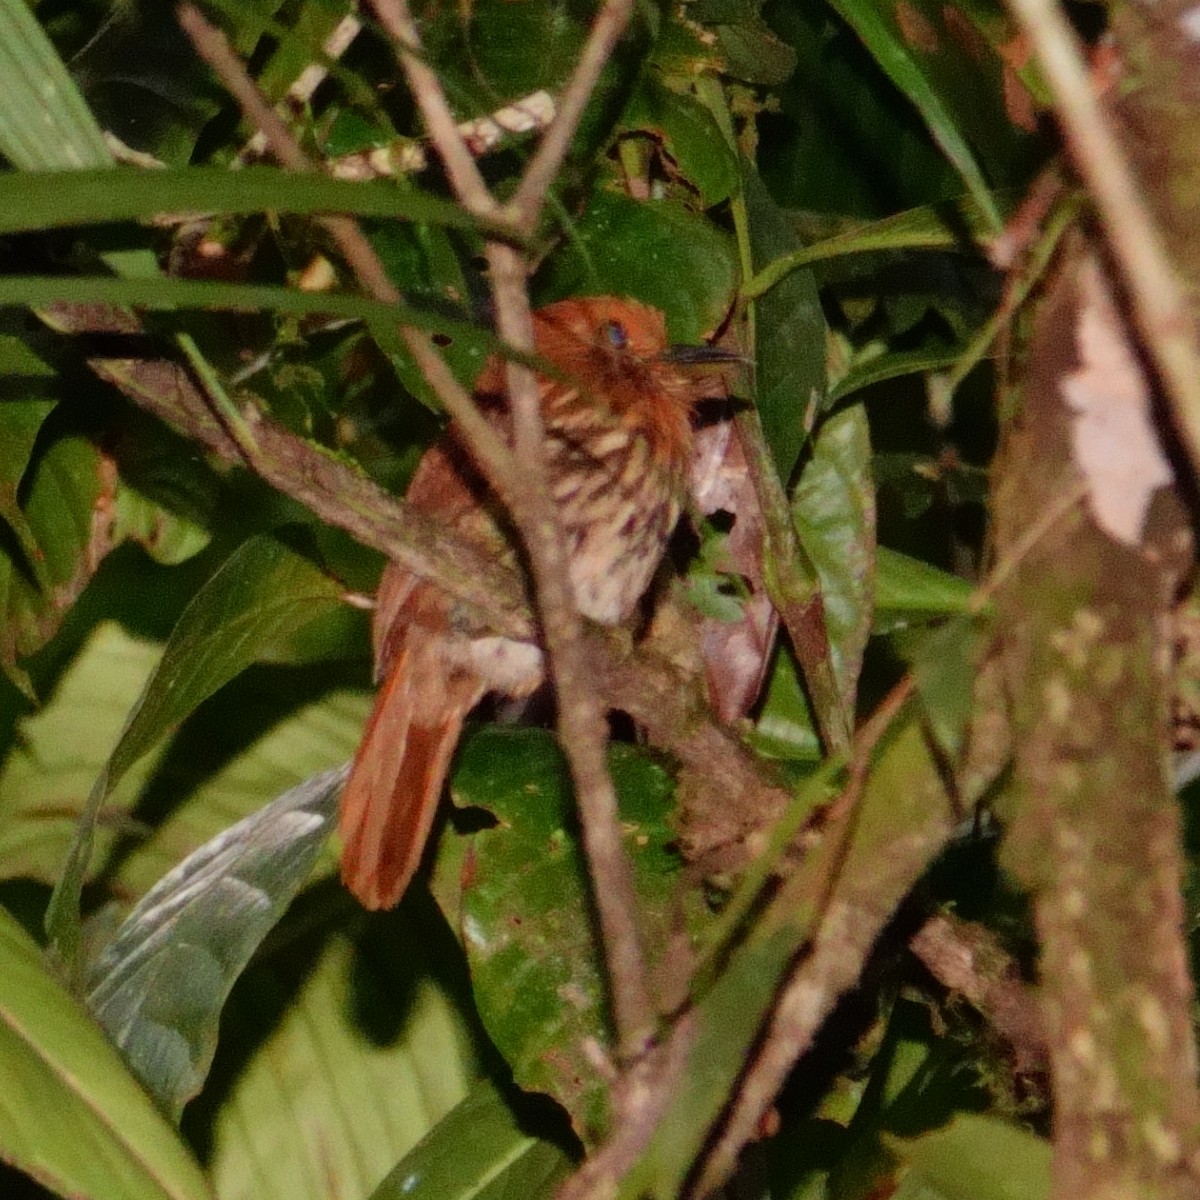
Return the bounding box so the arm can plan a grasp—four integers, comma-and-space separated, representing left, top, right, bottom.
889, 1115, 1050, 1200
368, 1079, 573, 1200
793, 405, 876, 711
0, 0, 112, 170
874, 547, 973, 633
0, 906, 213, 1200
0, 624, 168, 885
0, 167, 498, 238
689, 0, 797, 85
621, 77, 740, 208
46, 534, 344, 972
898, 616, 982, 760
110, 687, 369, 900
536, 190, 738, 343
743, 168, 827, 482
445, 728, 696, 1143
0, 332, 58, 579
751, 646, 821, 762
70, 0, 279, 165
202, 912, 477, 1200
85, 764, 347, 1118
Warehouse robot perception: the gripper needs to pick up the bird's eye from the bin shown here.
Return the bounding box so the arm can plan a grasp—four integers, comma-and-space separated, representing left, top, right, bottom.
603, 320, 629, 351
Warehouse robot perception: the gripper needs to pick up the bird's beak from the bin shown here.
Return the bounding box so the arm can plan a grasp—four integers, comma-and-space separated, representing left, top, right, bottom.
659, 343, 747, 367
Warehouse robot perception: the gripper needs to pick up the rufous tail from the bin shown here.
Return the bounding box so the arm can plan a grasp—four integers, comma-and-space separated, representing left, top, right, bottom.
339, 633, 484, 910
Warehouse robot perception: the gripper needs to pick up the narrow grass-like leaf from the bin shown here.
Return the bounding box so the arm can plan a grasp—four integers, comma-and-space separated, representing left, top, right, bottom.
5, 275, 490, 344
0, 906, 213, 1200
0, 0, 112, 170
825, 0, 1003, 231
85, 763, 347, 1118
0, 167, 496, 237
46, 534, 343, 973
368, 1079, 572, 1200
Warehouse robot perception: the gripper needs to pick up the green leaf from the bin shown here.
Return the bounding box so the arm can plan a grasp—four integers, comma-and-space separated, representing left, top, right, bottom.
537, 190, 737, 343
0, 624, 169, 886
0, 906, 213, 1200
0, 426, 108, 694
85, 764, 347, 1118
874, 547, 973, 633
823, 0, 1014, 231
829, 344, 968, 404
0, 167, 499, 237
110, 687, 370, 901
368, 1079, 573, 1200
898, 616, 982, 760
444, 728, 695, 1143
745, 198, 1000, 299
793, 405, 876, 711
202, 911, 478, 1200
0, 0, 112, 170
46, 534, 344, 973
889, 1115, 1050, 1200
743, 168, 827, 482
70, 0, 276, 165
621, 77, 740, 208
751, 646, 821, 762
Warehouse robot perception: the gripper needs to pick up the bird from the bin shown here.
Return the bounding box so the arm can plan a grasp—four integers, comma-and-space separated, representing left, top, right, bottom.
339, 296, 737, 909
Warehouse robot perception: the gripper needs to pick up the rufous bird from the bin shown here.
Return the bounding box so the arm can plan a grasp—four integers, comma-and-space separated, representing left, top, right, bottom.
339, 296, 737, 909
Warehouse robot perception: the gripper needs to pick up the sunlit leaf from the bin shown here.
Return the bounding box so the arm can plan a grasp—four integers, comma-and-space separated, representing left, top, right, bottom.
85, 764, 347, 1118
0, 906, 213, 1200
202, 909, 478, 1200
46, 534, 344, 972
368, 1079, 573, 1200
889, 1114, 1051, 1200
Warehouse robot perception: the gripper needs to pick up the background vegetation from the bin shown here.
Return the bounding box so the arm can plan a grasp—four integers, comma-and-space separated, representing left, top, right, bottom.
0, 0, 1196, 1197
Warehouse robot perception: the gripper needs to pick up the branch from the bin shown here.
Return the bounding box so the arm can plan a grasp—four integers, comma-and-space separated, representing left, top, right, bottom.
507, 0, 635, 231
177, 3, 523, 517
374, 0, 658, 1058
1004, 0, 1200, 477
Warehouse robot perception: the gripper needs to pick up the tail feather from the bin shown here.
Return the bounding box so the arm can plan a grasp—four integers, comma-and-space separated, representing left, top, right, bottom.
340, 634, 483, 910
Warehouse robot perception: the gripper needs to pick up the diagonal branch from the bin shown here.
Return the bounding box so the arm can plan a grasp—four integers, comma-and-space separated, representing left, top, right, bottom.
177, 3, 521, 517
373, 0, 657, 1061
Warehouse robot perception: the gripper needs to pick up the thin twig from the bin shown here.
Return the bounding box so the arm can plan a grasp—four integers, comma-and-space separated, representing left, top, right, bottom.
507, 0, 635, 231
375, 0, 657, 1059
910, 914, 1047, 1076
366, 0, 498, 216
694, 73, 853, 757
177, 3, 521, 515
692, 676, 919, 1195
1004, 0, 1200, 475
